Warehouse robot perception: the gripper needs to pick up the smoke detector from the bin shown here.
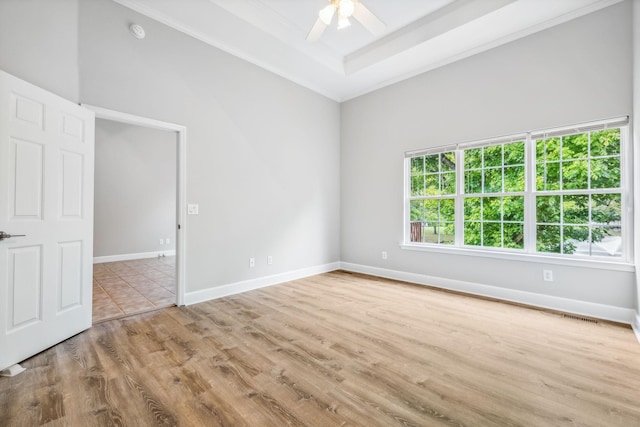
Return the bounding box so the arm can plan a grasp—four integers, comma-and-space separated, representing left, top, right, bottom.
129, 24, 146, 39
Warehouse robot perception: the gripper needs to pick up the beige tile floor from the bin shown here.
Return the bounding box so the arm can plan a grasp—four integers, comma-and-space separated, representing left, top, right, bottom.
92, 256, 176, 323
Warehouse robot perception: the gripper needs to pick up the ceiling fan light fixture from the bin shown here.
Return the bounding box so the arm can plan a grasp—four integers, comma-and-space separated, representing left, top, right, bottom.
338, 0, 355, 18
337, 16, 351, 29
319, 4, 337, 25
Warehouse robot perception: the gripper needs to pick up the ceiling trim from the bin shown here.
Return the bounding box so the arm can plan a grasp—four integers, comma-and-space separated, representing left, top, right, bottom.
345, 0, 517, 75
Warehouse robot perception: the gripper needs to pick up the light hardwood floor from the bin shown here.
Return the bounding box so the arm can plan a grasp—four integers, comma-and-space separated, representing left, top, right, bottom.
1, 271, 640, 426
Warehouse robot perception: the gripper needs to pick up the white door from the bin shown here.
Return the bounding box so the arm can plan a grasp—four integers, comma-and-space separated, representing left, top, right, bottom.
0, 70, 95, 371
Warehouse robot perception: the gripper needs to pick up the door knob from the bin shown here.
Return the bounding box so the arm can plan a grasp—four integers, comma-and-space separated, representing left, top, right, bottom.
0, 231, 26, 241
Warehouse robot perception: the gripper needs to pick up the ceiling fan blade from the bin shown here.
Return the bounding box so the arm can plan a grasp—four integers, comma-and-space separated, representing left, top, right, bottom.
306, 17, 328, 42
353, 2, 386, 35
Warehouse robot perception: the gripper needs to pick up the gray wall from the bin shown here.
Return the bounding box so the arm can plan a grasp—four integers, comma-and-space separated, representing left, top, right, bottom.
94, 119, 176, 258
0, 0, 79, 102
634, 0, 640, 318
0, 0, 635, 312
79, 0, 341, 292
341, 2, 635, 309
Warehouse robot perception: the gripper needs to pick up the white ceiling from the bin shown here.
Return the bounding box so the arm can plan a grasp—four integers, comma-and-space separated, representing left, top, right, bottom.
113, 0, 622, 102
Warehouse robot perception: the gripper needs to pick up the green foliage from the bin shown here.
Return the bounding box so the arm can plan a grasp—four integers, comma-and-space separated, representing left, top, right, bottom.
533, 130, 621, 255
410, 129, 622, 256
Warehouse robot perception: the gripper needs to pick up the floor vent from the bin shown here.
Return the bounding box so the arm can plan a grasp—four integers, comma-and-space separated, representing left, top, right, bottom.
563, 313, 598, 324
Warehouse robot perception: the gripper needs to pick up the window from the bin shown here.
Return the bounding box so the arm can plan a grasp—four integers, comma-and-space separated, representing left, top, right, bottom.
463, 140, 525, 249
404, 117, 629, 262
534, 128, 622, 257
409, 151, 456, 244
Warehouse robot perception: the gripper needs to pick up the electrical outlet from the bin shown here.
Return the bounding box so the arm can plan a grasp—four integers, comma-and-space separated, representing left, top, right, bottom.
543, 270, 553, 282
249, 257, 255, 268
267, 255, 273, 265
166, 238, 170, 245
382, 251, 388, 260
187, 204, 199, 215
159, 238, 164, 245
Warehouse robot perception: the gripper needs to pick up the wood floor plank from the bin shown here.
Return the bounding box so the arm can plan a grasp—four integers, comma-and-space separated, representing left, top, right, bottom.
2, 271, 640, 426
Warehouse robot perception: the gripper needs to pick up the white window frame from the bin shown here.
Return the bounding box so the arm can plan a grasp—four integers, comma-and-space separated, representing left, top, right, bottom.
402, 117, 633, 272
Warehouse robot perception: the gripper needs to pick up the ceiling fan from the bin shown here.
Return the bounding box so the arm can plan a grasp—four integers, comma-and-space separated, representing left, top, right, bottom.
306, 0, 386, 42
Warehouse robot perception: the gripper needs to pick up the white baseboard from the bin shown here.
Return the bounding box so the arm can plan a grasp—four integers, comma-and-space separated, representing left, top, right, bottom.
93, 250, 176, 264
632, 312, 640, 343
340, 262, 636, 325
184, 262, 341, 305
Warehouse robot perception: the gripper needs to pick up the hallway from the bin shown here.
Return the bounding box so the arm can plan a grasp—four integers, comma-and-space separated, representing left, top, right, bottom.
92, 256, 176, 323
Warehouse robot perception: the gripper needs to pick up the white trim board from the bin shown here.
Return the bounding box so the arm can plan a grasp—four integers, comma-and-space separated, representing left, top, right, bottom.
340, 262, 636, 325
184, 262, 341, 305
83, 104, 188, 306
633, 312, 640, 343
94, 250, 176, 264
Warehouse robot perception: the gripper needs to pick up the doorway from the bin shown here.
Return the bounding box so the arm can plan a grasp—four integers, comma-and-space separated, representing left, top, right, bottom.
84, 105, 187, 322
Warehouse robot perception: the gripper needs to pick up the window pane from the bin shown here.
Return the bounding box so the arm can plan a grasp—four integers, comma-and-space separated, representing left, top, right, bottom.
410, 200, 424, 222
437, 222, 455, 245
504, 166, 524, 192
442, 152, 456, 171
563, 195, 589, 224
425, 174, 439, 194
504, 223, 524, 249
562, 160, 588, 190
411, 157, 424, 175
440, 198, 455, 222
425, 154, 439, 173
484, 168, 502, 193
411, 175, 424, 196
483, 222, 501, 247
464, 221, 481, 246
563, 226, 589, 255
591, 226, 622, 257
465, 148, 482, 169
422, 223, 439, 243
591, 157, 620, 189
536, 196, 561, 223
543, 138, 561, 161
464, 197, 481, 221
503, 196, 524, 222
484, 145, 502, 167
591, 193, 621, 225
536, 162, 560, 191
591, 129, 620, 157
441, 172, 456, 195
562, 134, 588, 160
537, 225, 561, 253
483, 197, 501, 221
465, 170, 482, 194
410, 220, 424, 243
424, 199, 439, 223
504, 141, 525, 165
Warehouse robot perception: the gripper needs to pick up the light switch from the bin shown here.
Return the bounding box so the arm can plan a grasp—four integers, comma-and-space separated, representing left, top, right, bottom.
187, 204, 199, 215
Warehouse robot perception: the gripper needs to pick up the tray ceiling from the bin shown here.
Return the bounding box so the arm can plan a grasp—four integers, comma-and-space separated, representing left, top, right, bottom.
113, 0, 622, 101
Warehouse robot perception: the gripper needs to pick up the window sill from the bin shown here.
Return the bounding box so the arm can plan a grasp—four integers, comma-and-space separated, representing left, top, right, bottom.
400, 243, 635, 272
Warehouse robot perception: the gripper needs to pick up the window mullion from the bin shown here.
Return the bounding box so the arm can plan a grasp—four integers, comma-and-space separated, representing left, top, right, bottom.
455, 149, 464, 247
524, 133, 536, 253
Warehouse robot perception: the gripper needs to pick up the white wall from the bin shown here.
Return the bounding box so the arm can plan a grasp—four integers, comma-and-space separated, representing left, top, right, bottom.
341, 2, 635, 312
78, 0, 341, 292
0, 0, 79, 102
94, 119, 176, 258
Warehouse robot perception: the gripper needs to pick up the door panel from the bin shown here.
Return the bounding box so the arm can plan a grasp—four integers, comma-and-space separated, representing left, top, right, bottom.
0, 70, 95, 371
7, 245, 42, 329
12, 138, 44, 218
58, 241, 83, 311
